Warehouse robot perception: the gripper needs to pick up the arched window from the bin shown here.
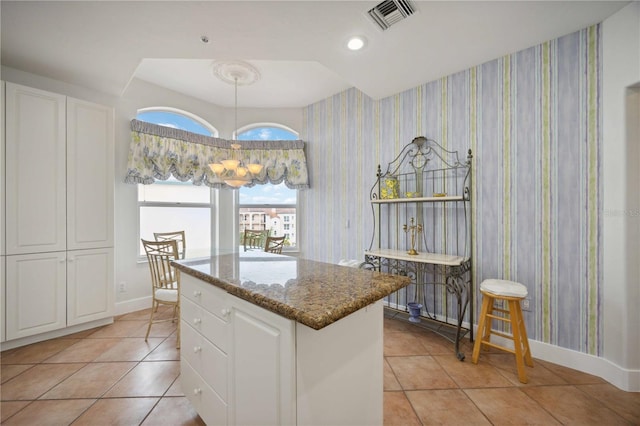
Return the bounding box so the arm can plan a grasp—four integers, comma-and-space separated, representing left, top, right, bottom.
138, 108, 218, 136
136, 109, 216, 257
237, 124, 298, 251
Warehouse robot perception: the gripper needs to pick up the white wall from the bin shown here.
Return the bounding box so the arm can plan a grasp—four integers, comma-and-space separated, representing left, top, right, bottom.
602, 1, 640, 391
0, 67, 303, 313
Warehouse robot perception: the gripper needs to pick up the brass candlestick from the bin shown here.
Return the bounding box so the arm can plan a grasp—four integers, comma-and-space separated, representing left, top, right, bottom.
403, 217, 423, 255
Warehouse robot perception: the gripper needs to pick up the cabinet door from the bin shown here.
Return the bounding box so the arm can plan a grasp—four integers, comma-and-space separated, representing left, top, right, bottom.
1, 256, 5, 343
66, 98, 114, 250
1, 81, 5, 256
5, 83, 66, 255
67, 248, 114, 326
6, 252, 67, 339
229, 298, 296, 426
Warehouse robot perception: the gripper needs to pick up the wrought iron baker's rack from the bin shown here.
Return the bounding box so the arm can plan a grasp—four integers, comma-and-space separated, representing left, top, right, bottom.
364, 136, 473, 360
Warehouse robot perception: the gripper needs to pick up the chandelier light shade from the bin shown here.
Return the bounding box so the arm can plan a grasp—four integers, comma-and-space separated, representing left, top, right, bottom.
208, 143, 263, 187
208, 60, 262, 188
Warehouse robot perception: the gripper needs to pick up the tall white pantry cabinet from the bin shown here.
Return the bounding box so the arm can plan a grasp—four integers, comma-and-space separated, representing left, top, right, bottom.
2, 82, 115, 343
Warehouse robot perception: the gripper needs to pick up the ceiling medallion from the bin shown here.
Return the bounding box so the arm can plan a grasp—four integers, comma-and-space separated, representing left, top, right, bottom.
211, 60, 261, 86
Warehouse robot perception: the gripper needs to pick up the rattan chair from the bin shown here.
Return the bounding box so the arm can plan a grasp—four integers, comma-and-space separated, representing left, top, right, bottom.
264, 235, 286, 254
153, 230, 186, 259
142, 239, 181, 348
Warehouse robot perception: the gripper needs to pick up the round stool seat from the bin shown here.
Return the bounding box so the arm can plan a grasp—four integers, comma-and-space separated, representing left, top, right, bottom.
474, 278, 533, 383
480, 279, 528, 298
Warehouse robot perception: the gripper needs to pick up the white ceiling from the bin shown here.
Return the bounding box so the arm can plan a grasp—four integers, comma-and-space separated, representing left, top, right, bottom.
0, 1, 628, 108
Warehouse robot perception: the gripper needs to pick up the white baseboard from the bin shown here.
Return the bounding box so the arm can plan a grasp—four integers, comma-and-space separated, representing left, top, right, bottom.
528, 339, 640, 392
115, 296, 152, 316
478, 330, 640, 392
1, 297, 151, 351
0, 317, 113, 351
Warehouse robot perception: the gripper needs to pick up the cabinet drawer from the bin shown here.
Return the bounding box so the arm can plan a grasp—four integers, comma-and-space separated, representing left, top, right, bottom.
181, 358, 227, 426
181, 320, 228, 401
181, 275, 229, 321
181, 296, 229, 354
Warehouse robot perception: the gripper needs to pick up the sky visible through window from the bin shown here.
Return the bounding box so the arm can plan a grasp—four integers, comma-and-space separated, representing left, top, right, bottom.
238, 127, 297, 205
136, 111, 297, 204
137, 111, 214, 136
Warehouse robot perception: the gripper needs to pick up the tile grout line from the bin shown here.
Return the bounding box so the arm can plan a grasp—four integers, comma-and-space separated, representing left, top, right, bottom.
2, 311, 636, 425
137, 374, 184, 425
430, 352, 496, 425
1, 308, 177, 425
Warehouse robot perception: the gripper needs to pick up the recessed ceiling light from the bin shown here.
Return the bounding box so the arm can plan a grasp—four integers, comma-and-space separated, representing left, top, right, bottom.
347, 36, 366, 51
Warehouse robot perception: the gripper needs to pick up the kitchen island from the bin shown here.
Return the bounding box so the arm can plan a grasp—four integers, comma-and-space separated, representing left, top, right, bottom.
172, 252, 410, 426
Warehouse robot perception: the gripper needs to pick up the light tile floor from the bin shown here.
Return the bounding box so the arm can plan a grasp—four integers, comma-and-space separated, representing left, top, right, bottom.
1, 306, 638, 425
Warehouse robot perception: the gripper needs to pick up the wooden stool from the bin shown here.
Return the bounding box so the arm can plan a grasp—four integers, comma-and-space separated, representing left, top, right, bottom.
472, 279, 533, 383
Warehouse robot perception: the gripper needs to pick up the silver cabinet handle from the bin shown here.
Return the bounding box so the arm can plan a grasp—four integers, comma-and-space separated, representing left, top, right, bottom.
193, 318, 202, 325
193, 388, 202, 395
221, 308, 231, 318
193, 346, 202, 353
193, 290, 202, 297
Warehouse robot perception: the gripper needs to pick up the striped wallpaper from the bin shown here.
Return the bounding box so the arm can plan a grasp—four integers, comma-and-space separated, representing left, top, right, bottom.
301, 25, 602, 355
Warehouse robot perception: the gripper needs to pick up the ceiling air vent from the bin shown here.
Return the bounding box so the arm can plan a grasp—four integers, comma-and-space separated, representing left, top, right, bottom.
367, 0, 416, 31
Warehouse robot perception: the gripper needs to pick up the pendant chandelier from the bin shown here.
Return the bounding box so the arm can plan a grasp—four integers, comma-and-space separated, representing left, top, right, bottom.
208, 61, 262, 188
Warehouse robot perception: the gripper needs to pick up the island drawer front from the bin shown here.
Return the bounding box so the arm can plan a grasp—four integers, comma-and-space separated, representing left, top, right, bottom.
181, 358, 227, 426
181, 296, 228, 354
181, 319, 228, 401
181, 274, 230, 322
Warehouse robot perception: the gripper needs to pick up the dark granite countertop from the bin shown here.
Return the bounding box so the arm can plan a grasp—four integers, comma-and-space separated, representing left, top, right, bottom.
172, 252, 410, 330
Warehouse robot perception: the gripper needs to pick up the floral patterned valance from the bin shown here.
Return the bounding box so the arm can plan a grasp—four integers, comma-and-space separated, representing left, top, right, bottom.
124, 119, 309, 189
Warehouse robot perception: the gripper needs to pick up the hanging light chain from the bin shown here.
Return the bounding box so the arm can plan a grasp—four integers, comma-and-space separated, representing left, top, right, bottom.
234, 76, 238, 141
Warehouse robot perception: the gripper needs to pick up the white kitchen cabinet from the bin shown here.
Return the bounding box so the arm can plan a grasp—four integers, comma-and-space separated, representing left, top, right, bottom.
229, 295, 296, 426
180, 357, 228, 426
181, 306, 229, 401
66, 98, 114, 250
3, 82, 115, 343
5, 83, 66, 255
1, 256, 5, 343
1, 81, 5, 257
180, 274, 296, 426
6, 248, 114, 339
180, 273, 383, 425
67, 248, 114, 326
6, 252, 67, 340
181, 274, 230, 418
1, 82, 5, 343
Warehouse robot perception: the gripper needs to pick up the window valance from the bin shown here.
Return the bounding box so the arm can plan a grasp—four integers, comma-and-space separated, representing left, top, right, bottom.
124, 119, 309, 189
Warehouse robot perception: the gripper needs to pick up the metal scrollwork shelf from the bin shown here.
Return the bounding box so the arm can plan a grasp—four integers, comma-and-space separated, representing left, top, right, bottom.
364, 136, 473, 360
